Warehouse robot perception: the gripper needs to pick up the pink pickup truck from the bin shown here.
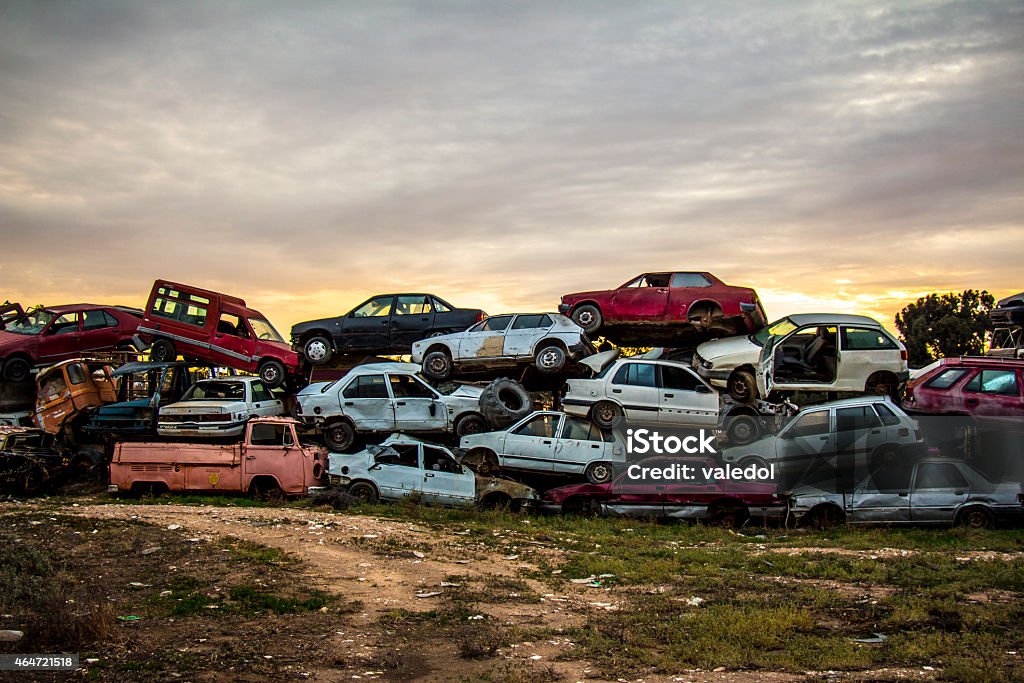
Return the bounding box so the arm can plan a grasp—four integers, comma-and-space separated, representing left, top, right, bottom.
108, 417, 327, 497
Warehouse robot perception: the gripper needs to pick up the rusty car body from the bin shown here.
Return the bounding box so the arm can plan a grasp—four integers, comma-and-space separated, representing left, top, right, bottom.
34, 359, 119, 437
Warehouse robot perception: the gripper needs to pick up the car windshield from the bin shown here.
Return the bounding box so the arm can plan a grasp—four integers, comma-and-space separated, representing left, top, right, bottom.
752, 317, 798, 346
5, 309, 56, 335
249, 318, 285, 343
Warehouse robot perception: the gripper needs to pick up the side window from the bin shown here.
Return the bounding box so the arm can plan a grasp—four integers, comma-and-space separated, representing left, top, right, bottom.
785, 411, 830, 438
67, 363, 86, 386
669, 272, 711, 288
431, 298, 452, 313
250, 381, 272, 403
83, 310, 116, 331
343, 375, 389, 399
48, 312, 80, 335
351, 296, 394, 318
836, 405, 882, 430
150, 296, 207, 327
914, 463, 969, 490
643, 273, 671, 287
217, 313, 249, 338
611, 363, 657, 388
660, 365, 700, 391
560, 416, 593, 441
513, 414, 558, 438
394, 295, 433, 315
963, 369, 1019, 396
389, 374, 436, 398
872, 403, 903, 427
511, 314, 548, 330
423, 446, 461, 473
250, 423, 287, 446
376, 443, 420, 468
925, 368, 969, 389
481, 316, 513, 332
842, 327, 898, 350
865, 464, 912, 492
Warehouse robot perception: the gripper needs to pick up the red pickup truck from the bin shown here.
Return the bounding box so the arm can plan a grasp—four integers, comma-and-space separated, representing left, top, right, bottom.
108, 417, 326, 497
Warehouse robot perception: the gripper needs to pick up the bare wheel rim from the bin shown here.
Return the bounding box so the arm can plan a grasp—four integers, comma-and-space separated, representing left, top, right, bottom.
576, 310, 595, 326
538, 348, 562, 369
729, 375, 751, 400
588, 463, 612, 483
306, 339, 328, 361
427, 355, 450, 375
262, 365, 280, 384
594, 402, 618, 425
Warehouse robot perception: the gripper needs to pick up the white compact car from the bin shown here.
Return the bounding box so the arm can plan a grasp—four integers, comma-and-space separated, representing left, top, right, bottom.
295, 362, 487, 452
327, 436, 537, 509
459, 410, 626, 483
695, 314, 908, 403
411, 313, 591, 381
157, 376, 284, 438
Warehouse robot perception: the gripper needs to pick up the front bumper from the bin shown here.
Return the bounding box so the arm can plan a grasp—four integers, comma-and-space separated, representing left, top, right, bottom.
537, 502, 563, 515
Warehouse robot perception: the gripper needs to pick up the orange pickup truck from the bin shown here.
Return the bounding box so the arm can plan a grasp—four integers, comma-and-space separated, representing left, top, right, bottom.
108, 417, 326, 497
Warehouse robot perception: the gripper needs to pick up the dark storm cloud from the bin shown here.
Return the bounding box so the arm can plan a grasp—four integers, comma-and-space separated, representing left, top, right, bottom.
1, 0, 1021, 327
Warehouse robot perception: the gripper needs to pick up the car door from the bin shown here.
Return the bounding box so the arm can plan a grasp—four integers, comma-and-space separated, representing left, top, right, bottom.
774, 409, 836, 487
608, 362, 660, 423
657, 363, 719, 426
503, 314, 551, 358
910, 462, 971, 524
609, 274, 671, 320
38, 312, 82, 361
242, 422, 306, 494
459, 316, 512, 360
390, 295, 437, 347
339, 373, 396, 431
833, 405, 886, 475
248, 379, 283, 417
209, 312, 257, 368
838, 326, 902, 391
554, 415, 610, 474
849, 464, 912, 523
498, 413, 562, 472
371, 443, 424, 501
960, 368, 1023, 419
389, 373, 447, 431
339, 296, 394, 352
80, 309, 122, 354
420, 445, 476, 506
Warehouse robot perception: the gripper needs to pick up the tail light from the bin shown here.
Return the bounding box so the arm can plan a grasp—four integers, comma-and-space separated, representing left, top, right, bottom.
900, 350, 908, 361
476, 311, 486, 322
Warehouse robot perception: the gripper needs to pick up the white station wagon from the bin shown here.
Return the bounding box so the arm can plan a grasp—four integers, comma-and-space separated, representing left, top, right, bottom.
460, 410, 626, 484
295, 362, 488, 452
157, 376, 285, 438
411, 313, 591, 381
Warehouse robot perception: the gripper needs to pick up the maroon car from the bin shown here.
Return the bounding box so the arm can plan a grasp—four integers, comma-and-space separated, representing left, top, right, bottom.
0, 304, 143, 382
904, 357, 1023, 426
558, 271, 765, 342
538, 456, 786, 526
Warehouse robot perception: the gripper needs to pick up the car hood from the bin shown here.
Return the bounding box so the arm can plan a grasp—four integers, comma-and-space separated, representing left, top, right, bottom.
297, 381, 333, 397
445, 384, 483, 400
721, 434, 778, 460
563, 289, 610, 301
579, 349, 620, 373
291, 317, 338, 336
0, 330, 33, 351
696, 335, 759, 363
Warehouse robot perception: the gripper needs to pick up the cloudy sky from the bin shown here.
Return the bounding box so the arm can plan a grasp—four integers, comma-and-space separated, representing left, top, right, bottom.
1, 0, 1021, 335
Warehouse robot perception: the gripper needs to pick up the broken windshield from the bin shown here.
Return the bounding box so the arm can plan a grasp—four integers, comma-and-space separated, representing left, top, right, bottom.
5, 309, 56, 335
249, 318, 285, 343
752, 317, 799, 346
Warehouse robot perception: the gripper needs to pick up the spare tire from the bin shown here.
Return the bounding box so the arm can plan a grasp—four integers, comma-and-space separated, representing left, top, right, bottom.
479, 377, 532, 429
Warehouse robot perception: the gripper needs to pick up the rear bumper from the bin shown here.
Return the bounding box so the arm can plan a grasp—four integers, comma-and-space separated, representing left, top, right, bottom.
537, 502, 563, 515
560, 398, 592, 418
157, 421, 245, 438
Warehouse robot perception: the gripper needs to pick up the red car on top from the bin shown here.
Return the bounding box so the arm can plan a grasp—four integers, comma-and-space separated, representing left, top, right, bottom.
904, 357, 1024, 426
0, 304, 143, 383
538, 456, 786, 527
558, 271, 765, 343
137, 280, 300, 389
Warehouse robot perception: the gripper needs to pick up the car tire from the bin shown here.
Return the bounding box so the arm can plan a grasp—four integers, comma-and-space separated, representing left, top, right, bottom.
534, 345, 566, 374
479, 378, 532, 429
868, 445, 901, 470
347, 481, 379, 504
323, 420, 356, 452
957, 506, 994, 530
258, 360, 287, 389
303, 335, 333, 365
455, 413, 487, 439
149, 339, 176, 363
726, 415, 760, 446
706, 502, 749, 528
571, 305, 603, 335
804, 504, 845, 530
584, 461, 614, 484
737, 456, 769, 471
727, 370, 757, 403
2, 357, 31, 383
590, 401, 622, 430
423, 349, 453, 381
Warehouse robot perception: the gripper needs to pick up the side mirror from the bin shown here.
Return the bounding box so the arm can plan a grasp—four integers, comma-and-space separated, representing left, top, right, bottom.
429, 402, 438, 417
695, 385, 712, 394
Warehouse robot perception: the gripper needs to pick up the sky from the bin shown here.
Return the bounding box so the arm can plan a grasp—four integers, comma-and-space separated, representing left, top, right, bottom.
1, 0, 1022, 337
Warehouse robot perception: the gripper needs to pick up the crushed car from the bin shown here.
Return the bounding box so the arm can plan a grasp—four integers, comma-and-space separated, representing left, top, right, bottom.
295, 362, 490, 452
157, 375, 285, 438
138, 280, 300, 389
0, 426, 103, 494
326, 436, 537, 509
81, 361, 194, 439
291, 293, 486, 365
109, 417, 326, 497
34, 359, 118, 440
459, 410, 626, 483
558, 271, 765, 342
0, 302, 25, 330
787, 459, 1024, 529
0, 304, 143, 382
411, 313, 592, 381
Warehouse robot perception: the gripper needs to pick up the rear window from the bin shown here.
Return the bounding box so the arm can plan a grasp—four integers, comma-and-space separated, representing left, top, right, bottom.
841, 327, 897, 350
925, 368, 969, 390
511, 314, 552, 330
343, 375, 389, 399
964, 369, 1019, 396
669, 273, 711, 288
151, 294, 208, 328
872, 402, 902, 426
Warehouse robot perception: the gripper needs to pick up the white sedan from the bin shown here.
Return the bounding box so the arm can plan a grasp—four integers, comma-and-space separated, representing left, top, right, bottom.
411, 313, 591, 381
459, 410, 626, 484
157, 376, 284, 438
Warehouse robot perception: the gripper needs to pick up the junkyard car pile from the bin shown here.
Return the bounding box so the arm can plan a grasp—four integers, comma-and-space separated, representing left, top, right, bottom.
1, 272, 1021, 530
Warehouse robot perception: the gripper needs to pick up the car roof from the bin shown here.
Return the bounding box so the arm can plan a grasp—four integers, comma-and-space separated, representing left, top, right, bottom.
798, 396, 904, 411
933, 356, 1024, 369
112, 361, 191, 377
42, 303, 114, 313
783, 313, 882, 327
348, 362, 422, 374
195, 375, 260, 383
